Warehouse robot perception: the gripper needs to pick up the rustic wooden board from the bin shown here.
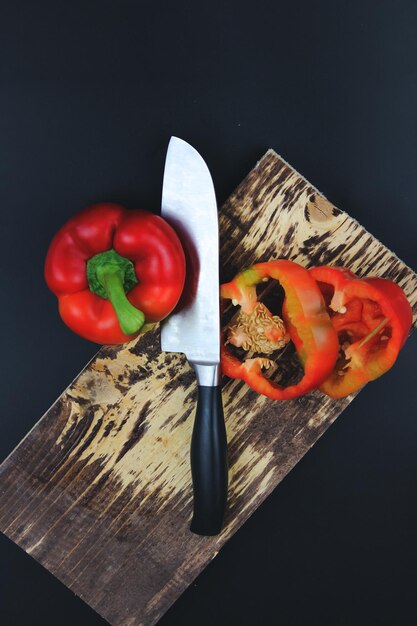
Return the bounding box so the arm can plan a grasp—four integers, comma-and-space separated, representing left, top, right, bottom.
1, 150, 416, 626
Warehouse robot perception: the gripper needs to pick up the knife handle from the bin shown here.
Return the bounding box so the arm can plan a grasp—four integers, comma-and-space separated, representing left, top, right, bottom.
190, 384, 228, 536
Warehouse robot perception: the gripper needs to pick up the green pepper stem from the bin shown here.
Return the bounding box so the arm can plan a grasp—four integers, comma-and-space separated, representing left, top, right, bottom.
97, 265, 145, 336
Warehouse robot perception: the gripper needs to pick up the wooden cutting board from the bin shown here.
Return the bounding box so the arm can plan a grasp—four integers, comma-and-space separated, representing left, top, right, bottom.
1, 150, 416, 626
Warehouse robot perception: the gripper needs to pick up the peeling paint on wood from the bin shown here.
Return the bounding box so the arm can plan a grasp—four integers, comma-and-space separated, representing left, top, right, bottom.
1, 150, 416, 626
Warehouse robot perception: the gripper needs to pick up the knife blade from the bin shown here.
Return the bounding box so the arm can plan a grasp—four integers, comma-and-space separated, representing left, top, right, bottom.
161, 136, 228, 536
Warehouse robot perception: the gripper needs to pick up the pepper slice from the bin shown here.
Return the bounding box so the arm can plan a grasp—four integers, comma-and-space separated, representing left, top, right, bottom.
45, 203, 186, 344
220, 260, 340, 400
309, 266, 413, 398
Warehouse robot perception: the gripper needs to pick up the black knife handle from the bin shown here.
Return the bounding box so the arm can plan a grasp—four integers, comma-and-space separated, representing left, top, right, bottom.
190, 385, 228, 536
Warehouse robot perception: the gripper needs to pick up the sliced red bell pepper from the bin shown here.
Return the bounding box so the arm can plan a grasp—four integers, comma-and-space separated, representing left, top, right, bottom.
309, 266, 413, 398
45, 203, 185, 344
220, 260, 340, 400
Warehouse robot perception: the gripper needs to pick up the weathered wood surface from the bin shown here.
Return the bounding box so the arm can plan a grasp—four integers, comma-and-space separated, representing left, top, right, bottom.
1, 150, 416, 626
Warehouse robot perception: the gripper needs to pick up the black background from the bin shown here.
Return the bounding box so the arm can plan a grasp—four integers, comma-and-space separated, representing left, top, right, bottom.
1, 1, 417, 625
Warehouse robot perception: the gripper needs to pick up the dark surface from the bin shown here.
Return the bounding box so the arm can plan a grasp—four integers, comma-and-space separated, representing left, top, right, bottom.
1, 1, 416, 625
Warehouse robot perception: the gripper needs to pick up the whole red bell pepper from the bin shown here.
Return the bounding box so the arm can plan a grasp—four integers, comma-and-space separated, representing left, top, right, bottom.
220, 260, 340, 400
45, 203, 186, 344
309, 266, 413, 398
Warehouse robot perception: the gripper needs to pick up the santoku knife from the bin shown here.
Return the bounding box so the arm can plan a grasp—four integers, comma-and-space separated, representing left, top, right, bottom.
160, 136, 228, 536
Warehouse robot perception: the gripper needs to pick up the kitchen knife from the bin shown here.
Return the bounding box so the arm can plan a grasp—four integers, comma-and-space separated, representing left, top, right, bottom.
160, 136, 228, 536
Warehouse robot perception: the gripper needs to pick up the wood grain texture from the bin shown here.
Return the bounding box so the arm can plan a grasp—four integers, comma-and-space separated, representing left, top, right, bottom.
1, 150, 416, 626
